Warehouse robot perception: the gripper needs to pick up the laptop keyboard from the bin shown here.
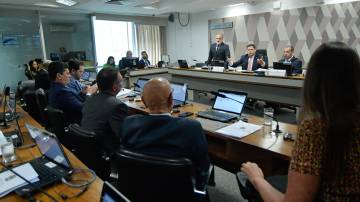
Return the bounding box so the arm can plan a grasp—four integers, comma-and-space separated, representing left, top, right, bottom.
197, 110, 236, 122
15, 158, 62, 194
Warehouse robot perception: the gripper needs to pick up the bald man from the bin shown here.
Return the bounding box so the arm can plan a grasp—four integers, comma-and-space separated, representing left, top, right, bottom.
121, 78, 210, 191
207, 34, 230, 66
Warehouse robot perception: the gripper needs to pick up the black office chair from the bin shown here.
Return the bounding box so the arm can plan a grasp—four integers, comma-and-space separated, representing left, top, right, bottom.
256, 49, 267, 57
67, 124, 111, 180
113, 148, 197, 202
46, 105, 72, 150
22, 90, 42, 123
35, 88, 49, 129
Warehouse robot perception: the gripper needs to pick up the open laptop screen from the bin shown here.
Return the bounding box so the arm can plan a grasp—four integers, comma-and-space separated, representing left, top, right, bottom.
171, 82, 187, 103
34, 133, 71, 169
134, 78, 149, 92
81, 71, 90, 81
213, 90, 247, 114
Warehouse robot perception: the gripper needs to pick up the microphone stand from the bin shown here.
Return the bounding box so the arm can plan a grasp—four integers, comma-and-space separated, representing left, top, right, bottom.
1, 92, 8, 128
263, 113, 282, 134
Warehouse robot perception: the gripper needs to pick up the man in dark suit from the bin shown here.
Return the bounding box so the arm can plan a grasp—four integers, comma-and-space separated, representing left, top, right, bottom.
207, 34, 230, 66
48, 62, 84, 124
81, 67, 128, 152
230, 44, 268, 71
278, 45, 303, 74
139, 51, 151, 68
121, 78, 210, 191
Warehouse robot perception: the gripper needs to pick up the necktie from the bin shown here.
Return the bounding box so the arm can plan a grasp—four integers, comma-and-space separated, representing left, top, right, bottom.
216, 45, 219, 51
247, 56, 253, 71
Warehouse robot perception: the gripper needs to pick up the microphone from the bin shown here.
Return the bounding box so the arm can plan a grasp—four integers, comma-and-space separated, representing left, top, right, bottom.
210, 91, 244, 104
1, 86, 10, 128
263, 112, 282, 134
133, 83, 140, 89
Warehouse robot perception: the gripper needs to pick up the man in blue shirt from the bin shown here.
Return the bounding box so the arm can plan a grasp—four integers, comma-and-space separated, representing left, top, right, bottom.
67, 60, 97, 96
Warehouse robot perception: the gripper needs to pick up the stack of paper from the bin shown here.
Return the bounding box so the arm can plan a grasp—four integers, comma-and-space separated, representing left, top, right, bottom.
116, 88, 133, 98
0, 163, 39, 197
216, 120, 262, 138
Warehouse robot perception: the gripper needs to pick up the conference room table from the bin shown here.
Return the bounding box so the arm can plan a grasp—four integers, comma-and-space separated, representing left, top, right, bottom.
124, 99, 297, 176
0, 106, 103, 202
124, 67, 170, 88
168, 67, 304, 106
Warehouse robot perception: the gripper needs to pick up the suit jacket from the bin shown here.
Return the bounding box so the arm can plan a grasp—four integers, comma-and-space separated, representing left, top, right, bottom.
232, 53, 268, 71
121, 114, 210, 190
207, 42, 230, 64
48, 82, 84, 124
139, 58, 151, 68
35, 69, 50, 90
81, 92, 128, 152
279, 56, 303, 74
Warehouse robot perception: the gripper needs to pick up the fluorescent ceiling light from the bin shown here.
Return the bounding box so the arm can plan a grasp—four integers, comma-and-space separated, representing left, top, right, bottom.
34, 3, 60, 8
142, 6, 157, 9
56, 0, 77, 6
226, 3, 246, 8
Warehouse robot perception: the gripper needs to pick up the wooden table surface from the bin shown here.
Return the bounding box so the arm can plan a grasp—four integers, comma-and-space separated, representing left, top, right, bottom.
124, 100, 297, 175
0, 107, 103, 202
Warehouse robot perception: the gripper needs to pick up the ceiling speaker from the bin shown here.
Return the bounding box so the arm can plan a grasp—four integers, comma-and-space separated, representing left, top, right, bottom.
168, 13, 174, 22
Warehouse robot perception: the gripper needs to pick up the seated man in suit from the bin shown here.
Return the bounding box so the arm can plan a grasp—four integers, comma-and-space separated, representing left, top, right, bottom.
207, 34, 230, 66
139, 51, 151, 68
67, 60, 97, 97
118, 50, 133, 69
48, 61, 84, 124
81, 67, 128, 152
278, 45, 303, 74
230, 44, 268, 71
121, 78, 210, 191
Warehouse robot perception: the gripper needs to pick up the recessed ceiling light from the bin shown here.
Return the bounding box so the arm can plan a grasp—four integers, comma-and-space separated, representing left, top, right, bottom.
34, 3, 61, 8
142, 6, 156, 9
56, 0, 77, 6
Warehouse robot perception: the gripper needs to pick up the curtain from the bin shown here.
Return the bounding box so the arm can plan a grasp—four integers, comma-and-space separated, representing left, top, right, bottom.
136, 24, 161, 65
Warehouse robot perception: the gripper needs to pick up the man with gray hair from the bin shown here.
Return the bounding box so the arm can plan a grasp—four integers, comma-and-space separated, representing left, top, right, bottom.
279, 45, 303, 74
121, 77, 210, 191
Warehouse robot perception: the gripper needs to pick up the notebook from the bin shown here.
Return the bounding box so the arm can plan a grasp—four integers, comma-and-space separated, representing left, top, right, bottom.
15, 125, 72, 195
197, 90, 247, 122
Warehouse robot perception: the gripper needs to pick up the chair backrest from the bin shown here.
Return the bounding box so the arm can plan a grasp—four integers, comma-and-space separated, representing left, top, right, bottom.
67, 123, 111, 180
46, 105, 72, 150
114, 148, 195, 202
35, 88, 49, 129
256, 49, 267, 57
22, 90, 42, 123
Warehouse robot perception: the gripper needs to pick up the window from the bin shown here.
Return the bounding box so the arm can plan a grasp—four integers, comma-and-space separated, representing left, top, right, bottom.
93, 18, 135, 66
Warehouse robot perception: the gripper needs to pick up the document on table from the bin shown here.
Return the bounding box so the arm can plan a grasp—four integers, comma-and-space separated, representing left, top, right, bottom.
216, 120, 262, 138
116, 88, 133, 98
0, 163, 39, 197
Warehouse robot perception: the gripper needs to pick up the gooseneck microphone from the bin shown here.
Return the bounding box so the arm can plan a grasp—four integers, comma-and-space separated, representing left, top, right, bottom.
1, 86, 10, 128
210, 91, 244, 104
133, 83, 140, 89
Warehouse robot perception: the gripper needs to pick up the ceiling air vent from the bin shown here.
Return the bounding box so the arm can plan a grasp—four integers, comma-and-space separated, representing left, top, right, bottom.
106, 0, 126, 5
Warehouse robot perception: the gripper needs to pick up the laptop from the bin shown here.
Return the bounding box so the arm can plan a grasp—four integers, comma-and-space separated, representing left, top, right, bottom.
81, 71, 90, 81
178, 60, 189, 68
197, 90, 247, 122
15, 125, 72, 195
171, 82, 188, 107
134, 78, 150, 94
273, 62, 292, 76
101, 181, 130, 202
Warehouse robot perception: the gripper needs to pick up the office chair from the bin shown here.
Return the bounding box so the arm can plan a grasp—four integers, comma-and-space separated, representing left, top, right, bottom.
113, 148, 198, 202
256, 49, 267, 57
35, 88, 49, 129
46, 105, 73, 150
67, 124, 111, 180
22, 90, 42, 123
